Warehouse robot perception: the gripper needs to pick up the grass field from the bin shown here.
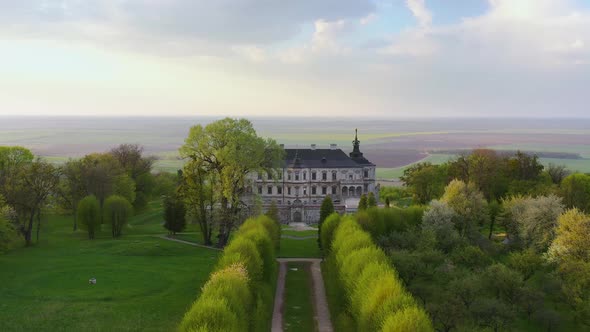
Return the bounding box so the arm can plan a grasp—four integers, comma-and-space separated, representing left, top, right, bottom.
0, 202, 218, 332
283, 262, 317, 332
279, 238, 321, 258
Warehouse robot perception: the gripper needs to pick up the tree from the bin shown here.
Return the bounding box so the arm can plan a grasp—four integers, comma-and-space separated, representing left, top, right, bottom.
440, 180, 488, 238
164, 194, 186, 235
80, 153, 124, 208
507, 151, 544, 181
318, 196, 334, 249
180, 118, 284, 247
384, 196, 391, 208
548, 209, 590, 263
4, 159, 59, 245
422, 200, 460, 252
0, 146, 34, 190
481, 264, 523, 305
0, 197, 21, 253
78, 195, 101, 239
56, 159, 86, 231
358, 194, 368, 211
109, 144, 155, 210
472, 298, 515, 332
401, 162, 446, 204
103, 195, 133, 238
560, 173, 590, 212
180, 159, 215, 245
547, 163, 570, 185
367, 192, 377, 208
507, 249, 544, 281
113, 174, 136, 204
502, 195, 564, 252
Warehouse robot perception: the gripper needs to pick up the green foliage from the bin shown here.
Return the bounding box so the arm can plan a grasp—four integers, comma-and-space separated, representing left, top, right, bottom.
320, 213, 341, 253
326, 216, 432, 331
181, 215, 278, 332
368, 192, 377, 208
548, 208, 590, 263
113, 174, 136, 204
560, 173, 590, 212
318, 196, 335, 248
507, 249, 544, 281
441, 179, 488, 238
163, 193, 186, 235
77, 195, 101, 239
180, 118, 284, 247
0, 200, 22, 253
264, 201, 280, 237
381, 306, 434, 332
400, 162, 447, 204
379, 186, 410, 207
358, 194, 368, 211
103, 195, 133, 238
422, 200, 461, 252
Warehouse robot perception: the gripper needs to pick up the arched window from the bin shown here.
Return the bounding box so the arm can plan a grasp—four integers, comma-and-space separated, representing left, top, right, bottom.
342, 187, 348, 196
356, 186, 362, 196
332, 186, 337, 195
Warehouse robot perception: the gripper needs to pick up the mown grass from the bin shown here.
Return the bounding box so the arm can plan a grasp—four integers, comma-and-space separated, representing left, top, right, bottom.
279, 238, 321, 258
281, 229, 318, 237
284, 262, 317, 332
0, 202, 219, 332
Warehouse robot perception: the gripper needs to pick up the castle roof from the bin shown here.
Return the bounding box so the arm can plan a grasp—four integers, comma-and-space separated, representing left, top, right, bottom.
284, 148, 374, 168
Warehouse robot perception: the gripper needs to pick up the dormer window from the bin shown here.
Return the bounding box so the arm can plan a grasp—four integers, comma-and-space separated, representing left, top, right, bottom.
295, 172, 300, 181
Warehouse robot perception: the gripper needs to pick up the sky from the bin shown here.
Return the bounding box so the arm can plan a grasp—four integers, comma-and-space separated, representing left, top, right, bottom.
0, 0, 589, 118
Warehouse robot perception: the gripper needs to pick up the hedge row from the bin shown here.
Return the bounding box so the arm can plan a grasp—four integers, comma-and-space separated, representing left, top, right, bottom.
179, 215, 279, 332
321, 214, 433, 332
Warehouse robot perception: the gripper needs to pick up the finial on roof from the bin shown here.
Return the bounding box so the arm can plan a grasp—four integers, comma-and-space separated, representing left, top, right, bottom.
352, 128, 360, 153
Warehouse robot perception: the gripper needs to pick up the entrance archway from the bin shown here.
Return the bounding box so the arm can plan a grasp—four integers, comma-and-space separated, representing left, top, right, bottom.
293, 211, 302, 223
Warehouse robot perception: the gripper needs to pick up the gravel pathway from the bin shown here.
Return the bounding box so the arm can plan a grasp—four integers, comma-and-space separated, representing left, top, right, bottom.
272, 258, 333, 332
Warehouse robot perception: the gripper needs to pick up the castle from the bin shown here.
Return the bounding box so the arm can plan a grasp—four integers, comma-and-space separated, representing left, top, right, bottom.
247, 130, 378, 224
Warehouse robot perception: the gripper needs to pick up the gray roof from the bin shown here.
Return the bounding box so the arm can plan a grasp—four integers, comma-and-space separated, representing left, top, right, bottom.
284, 148, 373, 168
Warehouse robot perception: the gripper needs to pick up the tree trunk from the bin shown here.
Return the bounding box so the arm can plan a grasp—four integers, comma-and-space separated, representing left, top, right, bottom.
217, 198, 230, 248
36, 209, 41, 243
25, 212, 34, 246
73, 207, 78, 231
488, 218, 495, 240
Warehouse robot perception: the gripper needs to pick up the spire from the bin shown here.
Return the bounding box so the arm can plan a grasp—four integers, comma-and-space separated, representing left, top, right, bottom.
352, 128, 360, 153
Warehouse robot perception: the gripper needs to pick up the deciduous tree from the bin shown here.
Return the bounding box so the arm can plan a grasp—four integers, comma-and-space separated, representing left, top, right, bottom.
103, 195, 133, 238
164, 193, 187, 235
77, 195, 101, 239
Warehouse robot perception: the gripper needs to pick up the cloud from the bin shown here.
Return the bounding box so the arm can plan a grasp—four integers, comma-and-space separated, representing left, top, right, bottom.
406, 0, 432, 27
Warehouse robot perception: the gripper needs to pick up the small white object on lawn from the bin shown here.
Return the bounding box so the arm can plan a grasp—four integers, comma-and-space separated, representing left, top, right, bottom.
89, 278, 97, 284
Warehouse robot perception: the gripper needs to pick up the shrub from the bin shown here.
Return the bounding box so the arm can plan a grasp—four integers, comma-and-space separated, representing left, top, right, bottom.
179, 297, 240, 332
320, 213, 341, 252
327, 215, 433, 332
103, 195, 133, 238
381, 306, 433, 332
180, 215, 278, 332
77, 195, 101, 239
240, 215, 280, 250
163, 193, 186, 235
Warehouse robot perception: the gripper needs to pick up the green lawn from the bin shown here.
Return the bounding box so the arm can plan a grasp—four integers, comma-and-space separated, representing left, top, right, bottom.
279, 238, 321, 258
0, 203, 219, 332
283, 262, 317, 332
282, 229, 318, 237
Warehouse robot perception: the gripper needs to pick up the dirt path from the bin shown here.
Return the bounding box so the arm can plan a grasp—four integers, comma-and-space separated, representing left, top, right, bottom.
272, 258, 333, 332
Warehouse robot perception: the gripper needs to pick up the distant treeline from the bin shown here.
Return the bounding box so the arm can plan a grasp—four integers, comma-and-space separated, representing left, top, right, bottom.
431, 149, 583, 160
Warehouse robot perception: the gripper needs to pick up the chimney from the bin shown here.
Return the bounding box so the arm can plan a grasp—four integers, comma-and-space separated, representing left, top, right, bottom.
330, 144, 337, 150
311, 144, 316, 150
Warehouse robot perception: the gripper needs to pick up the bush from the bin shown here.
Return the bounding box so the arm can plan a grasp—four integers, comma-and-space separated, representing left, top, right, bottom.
77, 195, 101, 239
320, 213, 341, 253
163, 194, 186, 235
327, 215, 433, 331
381, 306, 433, 332
103, 195, 133, 238
180, 215, 278, 332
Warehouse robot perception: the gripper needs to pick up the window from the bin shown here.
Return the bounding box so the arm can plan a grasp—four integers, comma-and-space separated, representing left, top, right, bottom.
278, 186, 282, 194
267, 186, 272, 195
364, 170, 369, 178
295, 173, 300, 181
267, 172, 273, 180
288, 187, 291, 195
258, 186, 263, 194
257, 173, 262, 180
322, 186, 327, 195
322, 172, 327, 180
312, 171, 317, 180
278, 200, 282, 204
278, 171, 282, 180
288, 172, 292, 180
303, 172, 307, 180
312, 186, 317, 195
332, 186, 337, 195
332, 171, 337, 181
303, 187, 307, 195
349, 174, 353, 180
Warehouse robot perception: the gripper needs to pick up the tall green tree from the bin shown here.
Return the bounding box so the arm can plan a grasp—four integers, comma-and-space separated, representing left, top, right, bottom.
179, 118, 283, 247
358, 194, 368, 211
367, 192, 377, 208
103, 195, 133, 238
77, 195, 101, 239
109, 144, 155, 209
440, 179, 488, 238
56, 159, 86, 231
318, 196, 334, 249
164, 193, 187, 235
180, 160, 215, 245
80, 153, 124, 208
560, 173, 590, 212
401, 162, 447, 204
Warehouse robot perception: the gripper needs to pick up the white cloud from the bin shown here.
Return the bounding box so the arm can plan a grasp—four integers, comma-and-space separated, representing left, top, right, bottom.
360, 13, 377, 25
406, 0, 432, 27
